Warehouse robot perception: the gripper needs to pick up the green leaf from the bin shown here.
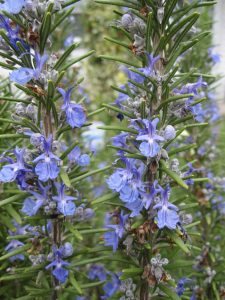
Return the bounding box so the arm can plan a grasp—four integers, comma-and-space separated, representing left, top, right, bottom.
39, 11, 52, 54
66, 223, 83, 240
97, 125, 137, 134
60, 140, 79, 160
51, 6, 75, 33
5, 205, 22, 224
60, 168, 71, 187
72, 256, 109, 267
98, 55, 140, 68
166, 260, 194, 269
95, 0, 139, 10
0, 134, 29, 140
88, 107, 105, 117
62, 0, 80, 8
171, 12, 200, 54
69, 272, 83, 295
167, 230, 191, 255
92, 193, 118, 205
0, 96, 31, 105
163, 0, 178, 28
102, 103, 134, 118
156, 93, 194, 111
79, 228, 108, 235
122, 267, 143, 276
168, 144, 197, 156
104, 36, 130, 50
0, 193, 29, 207
80, 281, 105, 289
54, 43, 80, 70
146, 12, 153, 52
60, 50, 95, 72
158, 283, 180, 300
70, 166, 110, 183
0, 244, 31, 262
160, 160, 188, 189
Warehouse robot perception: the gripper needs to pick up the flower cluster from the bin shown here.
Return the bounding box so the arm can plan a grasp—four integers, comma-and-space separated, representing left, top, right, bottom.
0, 0, 95, 293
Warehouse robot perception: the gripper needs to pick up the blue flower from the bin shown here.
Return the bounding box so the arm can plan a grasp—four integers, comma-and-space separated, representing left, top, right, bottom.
153, 185, 180, 230
119, 168, 144, 203
208, 48, 220, 64
33, 135, 60, 182
10, 52, 48, 85
104, 211, 128, 251
101, 273, 120, 299
46, 246, 70, 283
106, 158, 137, 193
22, 183, 50, 216
88, 265, 107, 281
183, 163, 201, 186
164, 125, 176, 140
138, 53, 160, 77
62, 242, 73, 257
136, 118, 164, 157
0, 15, 29, 50
52, 183, 76, 216
64, 34, 75, 47
114, 85, 130, 107
174, 76, 207, 95
123, 67, 145, 85
68, 146, 90, 166
185, 97, 205, 123
125, 198, 144, 217
0, 0, 25, 14
0, 147, 29, 183
5, 240, 25, 262
142, 180, 161, 209
57, 87, 86, 128
112, 133, 128, 148
176, 278, 190, 296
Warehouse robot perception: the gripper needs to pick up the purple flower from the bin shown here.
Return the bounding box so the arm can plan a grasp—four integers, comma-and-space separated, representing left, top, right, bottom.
68, 146, 90, 166
10, 52, 48, 85
176, 278, 189, 296
58, 87, 86, 128
52, 183, 76, 216
208, 48, 220, 64
46, 246, 70, 283
164, 125, 176, 140
126, 199, 144, 217
126, 180, 160, 216
33, 135, 60, 182
64, 35, 74, 47
142, 180, 161, 209
0, 147, 29, 183
153, 185, 180, 230
0, 0, 25, 14
119, 168, 143, 203
114, 85, 129, 107
112, 133, 128, 148
5, 240, 25, 262
106, 158, 135, 192
22, 183, 50, 216
138, 53, 160, 77
62, 242, 73, 257
136, 118, 164, 157
123, 67, 145, 85
0, 15, 29, 50
174, 77, 207, 95
101, 273, 120, 299
185, 97, 205, 123
104, 211, 128, 252
88, 265, 107, 281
